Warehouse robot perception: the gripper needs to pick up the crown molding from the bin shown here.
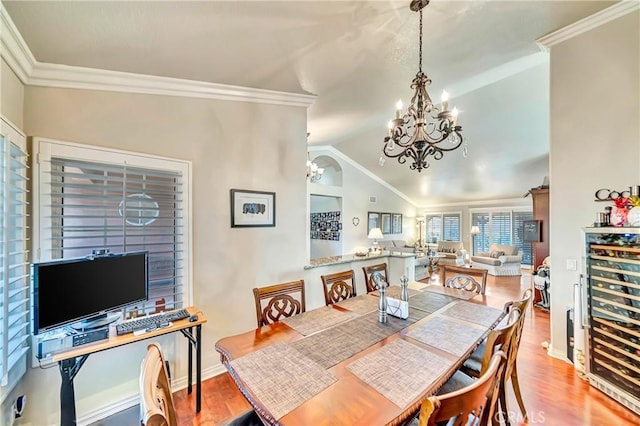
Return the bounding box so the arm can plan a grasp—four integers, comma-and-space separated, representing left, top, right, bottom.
0, 5, 316, 108
308, 145, 417, 206
537, 0, 640, 50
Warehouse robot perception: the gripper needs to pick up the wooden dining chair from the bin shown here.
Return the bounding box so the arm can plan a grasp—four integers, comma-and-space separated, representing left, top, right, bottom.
461, 289, 533, 424
362, 263, 389, 293
252, 280, 306, 327
321, 270, 356, 305
140, 342, 177, 426
140, 343, 262, 426
417, 351, 507, 426
441, 265, 488, 294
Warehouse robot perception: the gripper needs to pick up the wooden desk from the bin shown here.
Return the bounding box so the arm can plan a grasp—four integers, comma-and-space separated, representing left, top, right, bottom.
216, 293, 503, 425
46, 306, 206, 426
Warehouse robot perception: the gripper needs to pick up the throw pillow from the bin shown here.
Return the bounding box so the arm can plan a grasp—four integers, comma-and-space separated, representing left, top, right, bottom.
489, 250, 505, 259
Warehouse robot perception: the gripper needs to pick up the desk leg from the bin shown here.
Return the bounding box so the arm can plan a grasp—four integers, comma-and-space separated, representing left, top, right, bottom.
59, 355, 88, 426
188, 326, 193, 395
196, 324, 202, 413
60, 359, 77, 426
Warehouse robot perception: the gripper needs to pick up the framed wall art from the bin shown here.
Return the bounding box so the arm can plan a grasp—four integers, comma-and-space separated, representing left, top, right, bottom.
230, 189, 276, 228
381, 213, 392, 234
367, 212, 380, 234
392, 213, 403, 234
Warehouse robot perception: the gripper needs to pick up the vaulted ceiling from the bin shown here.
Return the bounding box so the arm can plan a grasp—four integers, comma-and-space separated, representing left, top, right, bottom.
3, 0, 617, 205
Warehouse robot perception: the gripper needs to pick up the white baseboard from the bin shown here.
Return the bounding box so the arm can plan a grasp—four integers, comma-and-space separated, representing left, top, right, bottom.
76, 364, 228, 425
546, 344, 573, 364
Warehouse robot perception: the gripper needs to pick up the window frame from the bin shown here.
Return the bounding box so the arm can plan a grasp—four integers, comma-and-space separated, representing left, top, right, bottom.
469, 207, 533, 265
424, 211, 462, 243
32, 137, 193, 320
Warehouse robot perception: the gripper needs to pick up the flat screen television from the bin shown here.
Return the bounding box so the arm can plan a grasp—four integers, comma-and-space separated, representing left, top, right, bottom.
33, 251, 149, 334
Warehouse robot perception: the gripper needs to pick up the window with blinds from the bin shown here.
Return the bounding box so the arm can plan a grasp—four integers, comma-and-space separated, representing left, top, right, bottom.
35, 139, 191, 319
426, 213, 461, 243
471, 210, 533, 265
0, 120, 30, 389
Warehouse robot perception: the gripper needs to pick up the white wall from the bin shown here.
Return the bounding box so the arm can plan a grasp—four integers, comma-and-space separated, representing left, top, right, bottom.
1, 59, 24, 128
20, 85, 308, 424
548, 10, 640, 361
309, 147, 418, 254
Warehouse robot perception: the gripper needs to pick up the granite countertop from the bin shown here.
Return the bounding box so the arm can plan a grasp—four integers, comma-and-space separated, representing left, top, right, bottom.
305, 251, 416, 269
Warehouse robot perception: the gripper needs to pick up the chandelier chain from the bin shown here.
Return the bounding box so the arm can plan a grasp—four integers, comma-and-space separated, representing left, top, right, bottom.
418, 10, 423, 73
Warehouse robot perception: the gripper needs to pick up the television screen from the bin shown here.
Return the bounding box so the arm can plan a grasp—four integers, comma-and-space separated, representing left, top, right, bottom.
33, 252, 148, 334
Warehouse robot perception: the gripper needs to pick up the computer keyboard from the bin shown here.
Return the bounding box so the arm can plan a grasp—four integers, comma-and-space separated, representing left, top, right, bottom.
116, 309, 190, 336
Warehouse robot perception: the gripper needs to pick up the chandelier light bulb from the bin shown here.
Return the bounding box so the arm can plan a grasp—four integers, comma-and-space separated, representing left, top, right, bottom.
395, 100, 403, 118
451, 107, 459, 126
387, 120, 394, 137
441, 90, 449, 111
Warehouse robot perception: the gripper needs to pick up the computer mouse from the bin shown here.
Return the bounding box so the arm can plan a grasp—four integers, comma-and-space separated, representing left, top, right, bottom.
189, 315, 198, 322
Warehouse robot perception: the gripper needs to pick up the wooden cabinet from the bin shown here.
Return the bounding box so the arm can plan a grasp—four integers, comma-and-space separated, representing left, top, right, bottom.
531, 187, 549, 304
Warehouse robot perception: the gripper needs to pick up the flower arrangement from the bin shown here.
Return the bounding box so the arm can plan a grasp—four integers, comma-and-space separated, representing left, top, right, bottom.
610, 196, 629, 227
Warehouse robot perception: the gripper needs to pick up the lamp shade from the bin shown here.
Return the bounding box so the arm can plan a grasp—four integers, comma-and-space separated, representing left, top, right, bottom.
368, 228, 384, 239
470, 226, 481, 235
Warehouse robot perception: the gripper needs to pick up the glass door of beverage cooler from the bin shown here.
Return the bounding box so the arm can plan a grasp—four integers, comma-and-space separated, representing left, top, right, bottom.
587, 243, 640, 398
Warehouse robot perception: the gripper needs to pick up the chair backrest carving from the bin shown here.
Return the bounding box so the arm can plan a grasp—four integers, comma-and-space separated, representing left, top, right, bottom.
418, 351, 507, 426
321, 270, 356, 305
443, 274, 482, 294
252, 280, 306, 327
140, 342, 177, 426
362, 263, 388, 293
442, 265, 488, 294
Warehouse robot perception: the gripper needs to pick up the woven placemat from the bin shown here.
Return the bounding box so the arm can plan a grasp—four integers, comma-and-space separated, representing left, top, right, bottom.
408, 291, 458, 314
335, 294, 379, 315
371, 285, 420, 299
229, 343, 337, 420
281, 306, 359, 336
291, 311, 419, 369
346, 339, 455, 408
406, 315, 486, 357
440, 300, 503, 327
422, 284, 478, 300
408, 280, 429, 291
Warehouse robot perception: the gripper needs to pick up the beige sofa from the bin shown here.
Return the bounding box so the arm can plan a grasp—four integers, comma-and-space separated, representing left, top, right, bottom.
471, 243, 522, 276
378, 239, 416, 254
434, 241, 465, 266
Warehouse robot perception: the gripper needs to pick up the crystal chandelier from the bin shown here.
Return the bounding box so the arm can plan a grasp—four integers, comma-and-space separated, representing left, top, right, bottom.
383, 0, 465, 173
306, 153, 324, 182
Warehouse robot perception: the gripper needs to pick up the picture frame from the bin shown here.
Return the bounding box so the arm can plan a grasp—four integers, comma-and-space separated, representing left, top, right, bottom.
367, 212, 380, 234
381, 213, 392, 234
392, 213, 403, 234
523, 219, 541, 242
230, 189, 276, 228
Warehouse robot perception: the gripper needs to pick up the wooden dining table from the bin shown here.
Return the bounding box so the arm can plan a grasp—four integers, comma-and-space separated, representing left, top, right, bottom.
215, 282, 505, 426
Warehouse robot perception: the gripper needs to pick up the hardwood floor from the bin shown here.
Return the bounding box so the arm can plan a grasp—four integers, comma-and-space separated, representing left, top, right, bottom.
104, 272, 640, 425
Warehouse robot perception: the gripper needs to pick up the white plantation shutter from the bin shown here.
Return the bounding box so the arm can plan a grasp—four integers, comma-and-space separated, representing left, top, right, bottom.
426, 213, 461, 243
35, 139, 191, 317
442, 213, 460, 241
472, 209, 533, 265
0, 119, 30, 388
512, 211, 533, 265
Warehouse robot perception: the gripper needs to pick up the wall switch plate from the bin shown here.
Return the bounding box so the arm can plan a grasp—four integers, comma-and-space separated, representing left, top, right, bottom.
566, 259, 577, 271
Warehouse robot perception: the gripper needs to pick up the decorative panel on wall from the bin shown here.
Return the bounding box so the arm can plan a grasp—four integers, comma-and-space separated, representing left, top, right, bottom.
311, 211, 342, 240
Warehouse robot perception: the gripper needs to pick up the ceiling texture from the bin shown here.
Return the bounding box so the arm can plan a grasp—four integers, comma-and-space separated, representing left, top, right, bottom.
3, 0, 617, 206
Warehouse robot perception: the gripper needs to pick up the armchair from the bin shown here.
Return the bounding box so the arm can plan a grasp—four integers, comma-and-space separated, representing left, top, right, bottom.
471, 243, 522, 276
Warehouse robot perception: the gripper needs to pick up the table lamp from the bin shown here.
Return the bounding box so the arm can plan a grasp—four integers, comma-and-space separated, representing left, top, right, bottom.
470, 226, 481, 255
368, 227, 384, 253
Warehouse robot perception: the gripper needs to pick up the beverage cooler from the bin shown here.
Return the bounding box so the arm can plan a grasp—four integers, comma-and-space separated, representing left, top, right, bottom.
581, 228, 640, 415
